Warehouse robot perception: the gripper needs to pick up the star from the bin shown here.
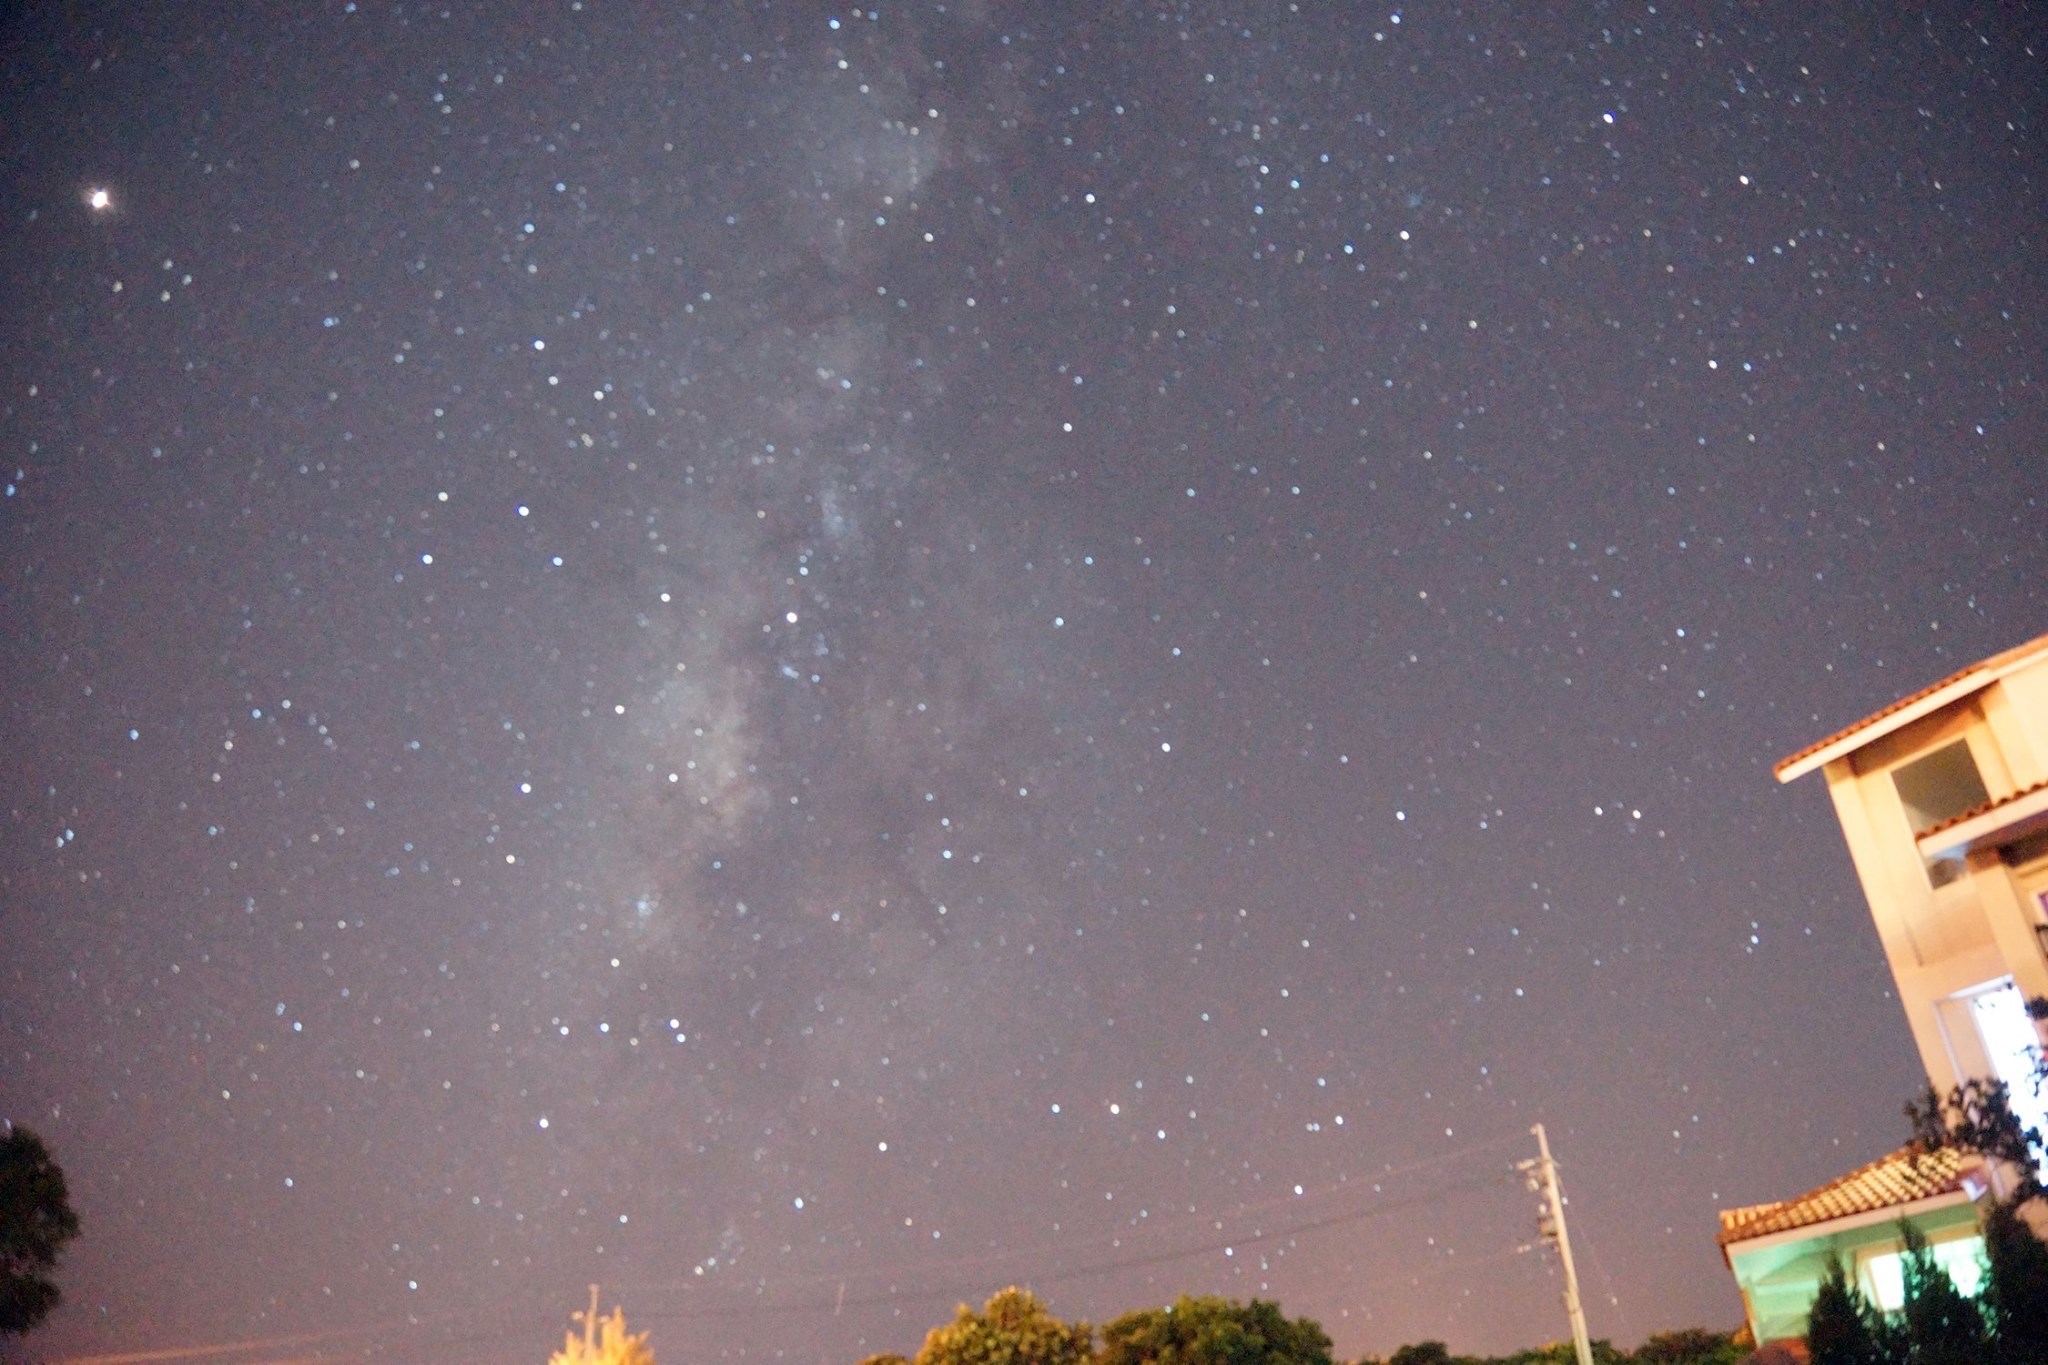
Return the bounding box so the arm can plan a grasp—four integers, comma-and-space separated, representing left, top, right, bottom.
4, 7, 2044, 1362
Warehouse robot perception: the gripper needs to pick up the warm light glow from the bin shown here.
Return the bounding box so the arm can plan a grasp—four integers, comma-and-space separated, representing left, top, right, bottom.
87, 187, 112, 211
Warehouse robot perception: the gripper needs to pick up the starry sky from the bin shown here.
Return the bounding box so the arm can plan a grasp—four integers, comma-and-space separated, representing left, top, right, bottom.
2, 2, 2045, 1361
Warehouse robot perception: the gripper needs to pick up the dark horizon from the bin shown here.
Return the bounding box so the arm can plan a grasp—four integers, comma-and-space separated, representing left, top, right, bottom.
3, 2, 2045, 1361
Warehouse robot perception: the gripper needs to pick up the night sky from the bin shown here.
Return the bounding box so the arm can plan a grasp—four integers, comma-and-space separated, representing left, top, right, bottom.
3, 3, 2045, 1361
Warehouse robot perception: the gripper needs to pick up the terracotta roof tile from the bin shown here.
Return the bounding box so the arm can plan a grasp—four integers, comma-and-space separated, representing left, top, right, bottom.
1774, 631, 2048, 780
1716, 1145, 1983, 1246
1775, 676, 1983, 779
1917, 776, 2048, 840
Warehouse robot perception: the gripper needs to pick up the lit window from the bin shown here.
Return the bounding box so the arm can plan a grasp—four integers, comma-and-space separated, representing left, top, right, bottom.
1863, 1235, 1986, 1312
1971, 982, 2048, 1173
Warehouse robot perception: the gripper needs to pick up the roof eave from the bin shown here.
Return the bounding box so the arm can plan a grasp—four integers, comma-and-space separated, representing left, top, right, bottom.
1917, 784, 2048, 861
1775, 632, 2048, 785
1776, 674, 1996, 784
1718, 1184, 1984, 1255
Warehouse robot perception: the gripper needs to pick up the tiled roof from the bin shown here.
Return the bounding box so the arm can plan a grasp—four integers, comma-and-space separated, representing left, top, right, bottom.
1918, 776, 2048, 840
1773, 631, 2048, 782
1717, 1145, 1984, 1246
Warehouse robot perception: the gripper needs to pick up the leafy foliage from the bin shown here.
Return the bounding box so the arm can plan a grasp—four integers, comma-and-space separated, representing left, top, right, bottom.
0, 1125, 80, 1337
1359, 1332, 1730, 1365
1883, 1007, 2048, 1363
1488, 1342, 1631, 1365
853, 1284, 1733, 1365
1802, 1208, 2048, 1365
1904, 992, 2048, 1200
1980, 1199, 2048, 1365
1098, 1295, 1332, 1365
1804, 1257, 1886, 1365
1384, 1346, 1452, 1365
1893, 1220, 1986, 1365
915, 1287, 1095, 1365
1904, 1080, 2043, 1201
1628, 1329, 1745, 1365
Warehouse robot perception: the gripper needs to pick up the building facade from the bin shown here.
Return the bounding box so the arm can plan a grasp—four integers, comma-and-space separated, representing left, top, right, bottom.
1719, 1147, 1990, 1346
1719, 633, 2048, 1349
1774, 631, 2048, 1153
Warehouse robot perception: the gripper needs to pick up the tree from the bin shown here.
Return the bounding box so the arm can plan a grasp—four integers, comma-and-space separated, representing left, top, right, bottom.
1630, 1328, 1744, 1365
1894, 1219, 1986, 1365
1980, 1198, 2048, 1365
1384, 1346, 1452, 1365
1098, 1295, 1333, 1365
914, 1287, 1093, 1365
1905, 1079, 2042, 1201
0, 1124, 80, 1336
1500, 1343, 1629, 1365
1805, 1256, 1886, 1365
549, 1287, 655, 1365
1903, 992, 2048, 1199
1891, 1009, 2048, 1362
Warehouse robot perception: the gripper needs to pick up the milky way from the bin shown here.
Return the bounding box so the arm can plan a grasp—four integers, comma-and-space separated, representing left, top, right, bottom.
4, 4, 2046, 1361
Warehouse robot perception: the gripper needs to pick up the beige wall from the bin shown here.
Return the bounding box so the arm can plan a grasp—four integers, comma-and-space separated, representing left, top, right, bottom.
1819, 679, 2048, 1105
1991, 659, 2048, 788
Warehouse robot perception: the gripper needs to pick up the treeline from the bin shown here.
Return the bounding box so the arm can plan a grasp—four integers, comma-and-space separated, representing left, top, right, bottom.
1366, 1331, 1744, 1365
855, 1287, 1744, 1365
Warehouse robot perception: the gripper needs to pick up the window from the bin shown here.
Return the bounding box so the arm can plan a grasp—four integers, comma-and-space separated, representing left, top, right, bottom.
1970, 983, 2048, 1174
1893, 741, 1990, 887
1863, 1235, 1986, 1312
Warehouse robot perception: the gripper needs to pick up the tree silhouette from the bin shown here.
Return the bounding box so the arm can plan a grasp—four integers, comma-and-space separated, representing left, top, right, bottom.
0, 1124, 80, 1336
1804, 1256, 1885, 1365
1893, 1220, 1985, 1365
1630, 1328, 1744, 1365
1981, 1198, 2048, 1365
1904, 1079, 2042, 1201
1098, 1295, 1332, 1365
1384, 1346, 1453, 1365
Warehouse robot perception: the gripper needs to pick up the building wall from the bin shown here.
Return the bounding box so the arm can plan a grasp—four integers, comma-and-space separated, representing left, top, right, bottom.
1990, 658, 2048, 785
1819, 677, 2048, 1114
1731, 644, 2048, 1348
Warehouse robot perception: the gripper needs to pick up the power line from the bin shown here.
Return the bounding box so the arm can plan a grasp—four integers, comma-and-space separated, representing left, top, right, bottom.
615, 1130, 1530, 1306
51, 1133, 1540, 1362
630, 1162, 1527, 1324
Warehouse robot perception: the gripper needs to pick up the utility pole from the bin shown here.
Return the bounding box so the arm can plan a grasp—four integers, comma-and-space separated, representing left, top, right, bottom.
1517, 1124, 1593, 1365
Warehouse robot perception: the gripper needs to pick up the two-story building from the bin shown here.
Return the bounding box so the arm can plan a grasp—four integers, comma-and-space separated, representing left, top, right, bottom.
1718, 633, 2048, 1349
